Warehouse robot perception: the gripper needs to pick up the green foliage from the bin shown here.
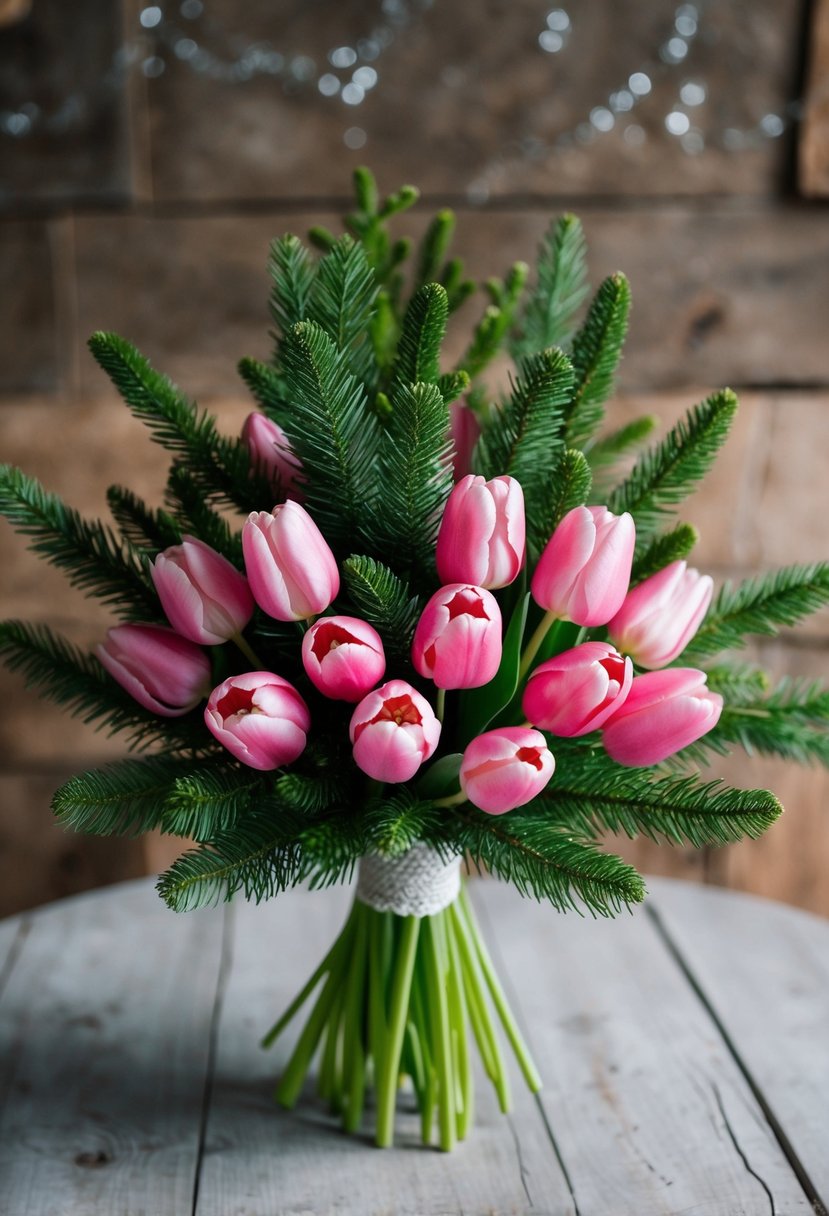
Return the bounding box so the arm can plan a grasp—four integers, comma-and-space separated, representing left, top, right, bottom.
0, 465, 159, 620
530, 448, 592, 556
341, 555, 422, 661
437, 370, 471, 406
683, 563, 829, 661
704, 662, 770, 704
566, 273, 631, 450
364, 788, 444, 858
452, 807, 646, 915
269, 233, 317, 345
546, 751, 782, 847
274, 770, 352, 815
237, 356, 291, 426
166, 464, 243, 565
513, 214, 589, 356
375, 381, 453, 577
88, 332, 269, 513
279, 320, 380, 549
107, 486, 181, 553
163, 767, 267, 839
391, 283, 449, 387
307, 235, 379, 383
415, 210, 455, 290
52, 756, 193, 836
586, 414, 658, 471
713, 676, 829, 767
608, 389, 738, 545
630, 522, 699, 584
461, 263, 529, 380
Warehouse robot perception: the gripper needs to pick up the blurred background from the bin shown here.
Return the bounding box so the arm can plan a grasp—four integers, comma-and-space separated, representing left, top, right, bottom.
1, 0, 827, 917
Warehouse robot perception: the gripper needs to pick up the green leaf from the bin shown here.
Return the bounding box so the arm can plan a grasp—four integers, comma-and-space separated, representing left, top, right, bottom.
0, 465, 160, 620
630, 523, 699, 584
269, 233, 317, 343
608, 389, 738, 544
566, 273, 631, 449
391, 283, 449, 386
279, 320, 380, 549
513, 214, 589, 356
417, 754, 463, 800
459, 593, 529, 743
341, 555, 422, 661
682, 562, 829, 661
52, 756, 194, 836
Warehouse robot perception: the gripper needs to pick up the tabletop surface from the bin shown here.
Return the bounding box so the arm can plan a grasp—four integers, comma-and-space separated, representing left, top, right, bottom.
0, 875, 827, 1216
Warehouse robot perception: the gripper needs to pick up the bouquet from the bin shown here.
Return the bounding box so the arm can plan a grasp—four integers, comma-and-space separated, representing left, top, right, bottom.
2, 169, 827, 1151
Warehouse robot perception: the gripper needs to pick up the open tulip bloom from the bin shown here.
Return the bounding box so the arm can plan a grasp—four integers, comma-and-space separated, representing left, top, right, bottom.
2, 170, 827, 1153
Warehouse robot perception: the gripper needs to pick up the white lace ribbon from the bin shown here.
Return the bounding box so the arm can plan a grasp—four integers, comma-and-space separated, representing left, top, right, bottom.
356, 843, 462, 917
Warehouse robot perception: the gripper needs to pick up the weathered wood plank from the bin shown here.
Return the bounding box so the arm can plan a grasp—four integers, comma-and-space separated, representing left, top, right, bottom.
195, 884, 573, 1216
799, 0, 829, 197
475, 879, 813, 1215
647, 877, 829, 1210
0, 880, 224, 1215
0, 221, 60, 392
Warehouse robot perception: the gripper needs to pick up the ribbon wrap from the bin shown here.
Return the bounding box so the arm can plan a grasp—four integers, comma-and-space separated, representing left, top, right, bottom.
356, 843, 462, 917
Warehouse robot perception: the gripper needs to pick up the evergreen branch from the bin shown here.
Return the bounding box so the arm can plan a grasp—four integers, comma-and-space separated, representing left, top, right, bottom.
437, 370, 471, 406
586, 415, 658, 470
460, 263, 529, 380
107, 486, 181, 553
712, 676, 829, 767
530, 448, 592, 558
545, 754, 782, 848
440, 258, 476, 313
87, 332, 267, 512
0, 620, 209, 752
341, 555, 423, 661
513, 214, 589, 357
682, 563, 829, 661
274, 770, 352, 815
268, 233, 317, 344
364, 788, 444, 858
704, 662, 770, 705
453, 808, 645, 915
298, 811, 368, 890
630, 523, 699, 584
391, 283, 449, 387
52, 756, 195, 836
163, 767, 267, 839
165, 464, 244, 565
375, 381, 453, 577
0, 465, 159, 620
566, 274, 631, 450
308, 235, 378, 383
279, 320, 380, 549
415, 209, 455, 289
238, 356, 292, 425
607, 389, 738, 542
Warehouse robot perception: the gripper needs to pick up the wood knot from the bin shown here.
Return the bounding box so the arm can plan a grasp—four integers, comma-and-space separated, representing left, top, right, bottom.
74, 1149, 111, 1168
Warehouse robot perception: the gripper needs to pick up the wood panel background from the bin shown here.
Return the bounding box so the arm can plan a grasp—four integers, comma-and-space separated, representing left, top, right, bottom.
0, 0, 827, 917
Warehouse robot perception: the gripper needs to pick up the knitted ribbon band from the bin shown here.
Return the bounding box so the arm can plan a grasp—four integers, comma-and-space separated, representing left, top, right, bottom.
356, 843, 463, 918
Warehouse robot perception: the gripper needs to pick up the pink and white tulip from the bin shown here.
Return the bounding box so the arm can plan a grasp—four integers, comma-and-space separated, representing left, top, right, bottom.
204, 671, 310, 770
412, 584, 502, 689
97, 623, 211, 717
602, 668, 723, 767
151, 536, 254, 645
302, 615, 386, 702
531, 505, 635, 627
522, 642, 633, 737
242, 500, 339, 621
349, 679, 441, 783
449, 401, 481, 481
460, 727, 555, 815
607, 560, 713, 669
242, 412, 304, 501
436, 475, 525, 590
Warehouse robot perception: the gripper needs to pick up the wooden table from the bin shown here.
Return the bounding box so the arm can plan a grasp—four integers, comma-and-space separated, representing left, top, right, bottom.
1, 876, 827, 1216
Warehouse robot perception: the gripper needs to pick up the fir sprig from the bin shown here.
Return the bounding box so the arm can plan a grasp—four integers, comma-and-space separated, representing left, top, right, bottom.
341, 555, 423, 661
713, 677, 829, 767
513, 214, 589, 356
630, 522, 699, 584
531, 448, 592, 557
566, 273, 631, 450
107, 486, 181, 554
391, 283, 449, 388
52, 756, 196, 836
308, 235, 379, 384
268, 233, 317, 346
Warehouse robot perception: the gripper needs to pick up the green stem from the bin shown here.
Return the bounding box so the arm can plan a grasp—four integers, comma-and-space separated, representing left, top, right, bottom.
449, 900, 510, 1111
445, 907, 473, 1140
435, 687, 446, 724
232, 631, 264, 669
376, 916, 421, 1148
341, 902, 369, 1133
424, 914, 457, 1152
518, 609, 559, 679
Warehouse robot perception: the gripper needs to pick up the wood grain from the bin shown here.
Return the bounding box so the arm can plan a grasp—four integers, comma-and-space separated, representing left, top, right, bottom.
799, 0, 829, 196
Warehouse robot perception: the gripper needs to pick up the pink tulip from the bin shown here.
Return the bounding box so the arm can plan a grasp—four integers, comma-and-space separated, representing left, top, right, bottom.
204, 671, 310, 770
449, 401, 481, 480
151, 536, 254, 645
97, 623, 211, 717
607, 560, 714, 669
349, 679, 441, 783
302, 615, 386, 702
602, 668, 723, 767
522, 642, 633, 737
242, 412, 304, 501
531, 505, 635, 627
460, 727, 555, 815
242, 501, 339, 621
412, 584, 503, 690
436, 475, 525, 590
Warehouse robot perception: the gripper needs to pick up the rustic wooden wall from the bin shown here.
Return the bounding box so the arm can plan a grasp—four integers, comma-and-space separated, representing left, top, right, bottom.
1, 0, 827, 916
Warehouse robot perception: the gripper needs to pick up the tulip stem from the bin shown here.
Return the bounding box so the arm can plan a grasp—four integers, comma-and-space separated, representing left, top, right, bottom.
518, 610, 559, 680
435, 688, 446, 723
232, 632, 265, 669
433, 790, 468, 808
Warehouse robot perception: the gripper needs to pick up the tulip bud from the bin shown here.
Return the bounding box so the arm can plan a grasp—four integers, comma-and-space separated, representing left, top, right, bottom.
349, 679, 441, 783
412, 584, 503, 690
607, 560, 714, 669
436, 475, 525, 590
242, 500, 339, 622
97, 623, 211, 717
460, 727, 555, 815
522, 642, 633, 737
302, 615, 386, 702
205, 671, 310, 770
602, 668, 723, 767
449, 400, 481, 481
242, 412, 304, 501
151, 536, 254, 645
532, 505, 635, 627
